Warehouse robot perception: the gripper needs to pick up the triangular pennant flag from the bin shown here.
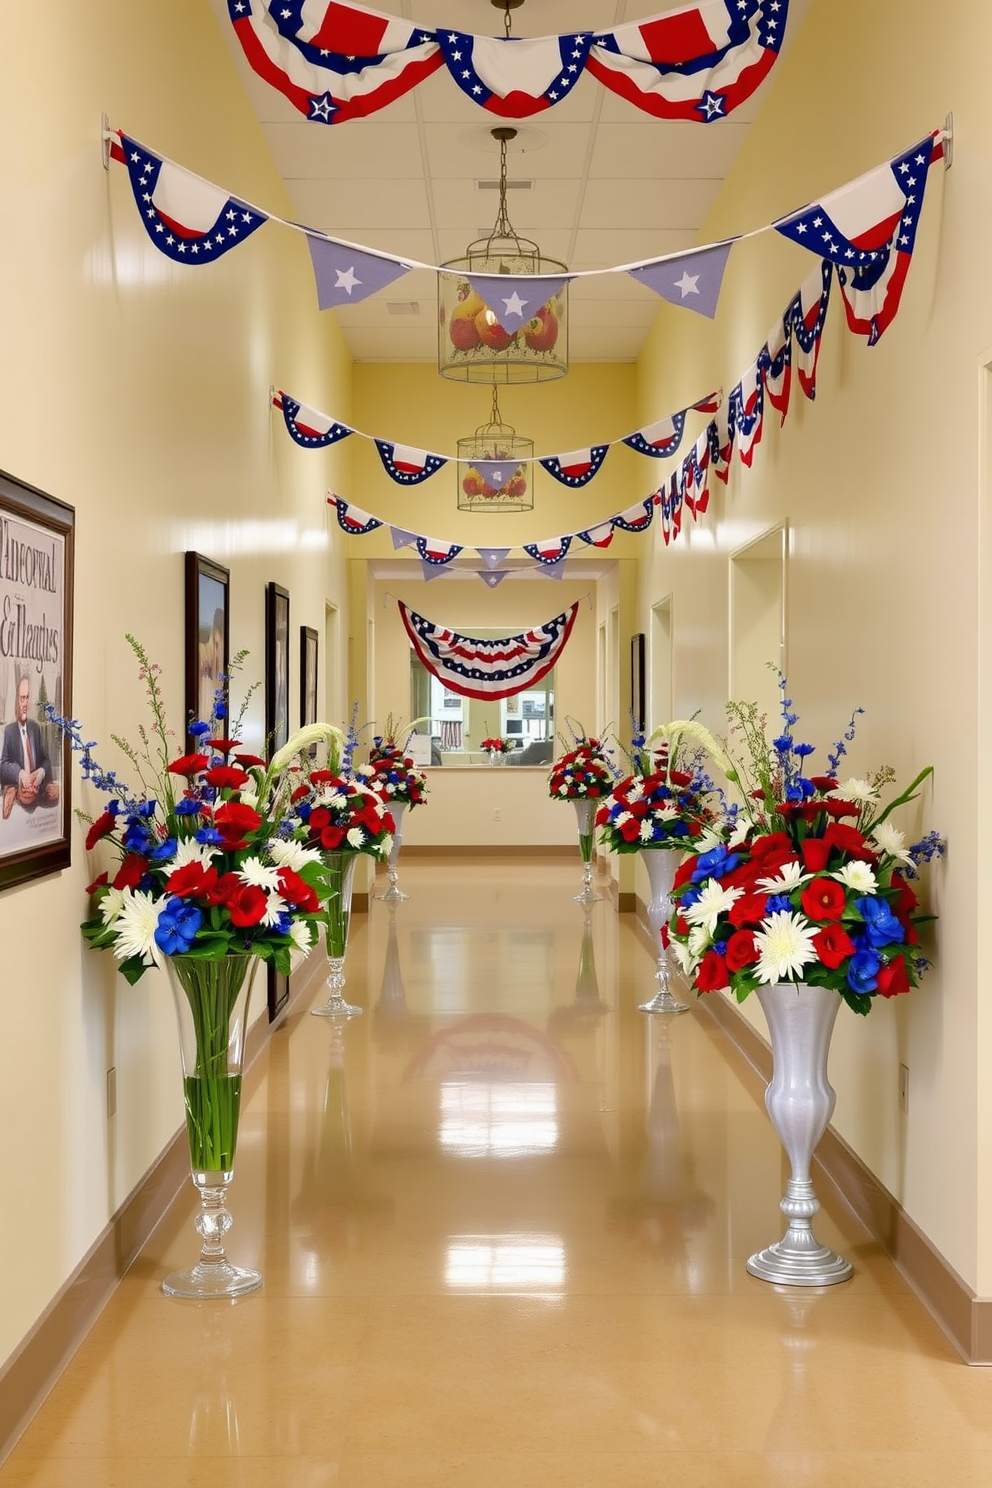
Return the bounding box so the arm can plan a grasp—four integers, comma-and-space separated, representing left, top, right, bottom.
534, 559, 567, 580
306, 233, 412, 309
477, 548, 511, 570
477, 570, 510, 588
374, 440, 446, 485
114, 133, 267, 262
276, 392, 353, 448
420, 559, 450, 581
627, 241, 733, 319
471, 460, 520, 494
390, 527, 419, 549
465, 274, 570, 331
539, 446, 610, 488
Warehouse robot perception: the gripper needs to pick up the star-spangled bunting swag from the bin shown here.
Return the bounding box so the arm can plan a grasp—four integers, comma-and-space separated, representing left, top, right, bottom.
229, 0, 787, 124
399, 602, 580, 701
325, 256, 839, 561
110, 133, 267, 262
276, 388, 719, 488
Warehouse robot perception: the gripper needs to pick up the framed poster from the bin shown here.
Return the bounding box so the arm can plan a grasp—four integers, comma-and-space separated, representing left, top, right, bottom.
265, 582, 290, 752
631, 632, 646, 736
0, 470, 74, 892
267, 964, 290, 1023
185, 552, 229, 730
300, 625, 318, 728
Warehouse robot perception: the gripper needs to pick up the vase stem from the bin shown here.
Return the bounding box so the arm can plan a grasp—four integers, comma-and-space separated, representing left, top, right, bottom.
746, 982, 852, 1286
377, 801, 409, 903
312, 852, 362, 1018
638, 849, 688, 1015
572, 798, 602, 904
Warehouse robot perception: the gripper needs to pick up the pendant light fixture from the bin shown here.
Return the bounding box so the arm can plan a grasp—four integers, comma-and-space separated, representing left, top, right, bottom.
456, 386, 535, 512
438, 109, 569, 383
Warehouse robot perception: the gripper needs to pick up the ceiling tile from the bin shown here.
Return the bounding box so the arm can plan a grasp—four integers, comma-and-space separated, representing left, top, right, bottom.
264, 121, 426, 180
286, 179, 433, 233
587, 121, 750, 181
580, 177, 724, 232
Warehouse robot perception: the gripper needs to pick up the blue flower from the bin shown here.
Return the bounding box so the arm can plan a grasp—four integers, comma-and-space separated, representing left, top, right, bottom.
847, 949, 881, 995
195, 827, 223, 845
855, 895, 904, 948
680, 886, 702, 909
691, 846, 740, 884
174, 797, 202, 815
766, 894, 792, 915
189, 720, 211, 738
793, 742, 815, 758
772, 735, 793, 755
150, 838, 177, 861
271, 911, 293, 937
154, 898, 203, 955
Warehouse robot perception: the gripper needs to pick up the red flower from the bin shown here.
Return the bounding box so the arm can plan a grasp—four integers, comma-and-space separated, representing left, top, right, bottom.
86, 871, 109, 895
619, 818, 641, 843
800, 877, 847, 923
750, 832, 794, 861
167, 753, 209, 778
319, 824, 346, 850
809, 776, 839, 792
823, 821, 873, 859
812, 924, 857, 970
213, 802, 263, 850
203, 738, 241, 755
113, 854, 148, 890
673, 857, 696, 891
890, 872, 919, 918
695, 950, 729, 993
85, 810, 117, 850
876, 956, 911, 998
800, 838, 831, 873
277, 867, 319, 912
167, 861, 219, 899
206, 871, 241, 907
309, 770, 336, 785
205, 765, 250, 791
382, 811, 396, 834
725, 929, 760, 972
234, 753, 266, 769
227, 883, 267, 928
823, 799, 861, 820
727, 892, 769, 928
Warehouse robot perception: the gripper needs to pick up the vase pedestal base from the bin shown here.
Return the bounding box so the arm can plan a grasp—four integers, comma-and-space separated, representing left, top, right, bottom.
638, 967, 689, 1015
311, 949, 362, 1018
746, 1177, 852, 1286
162, 1259, 263, 1299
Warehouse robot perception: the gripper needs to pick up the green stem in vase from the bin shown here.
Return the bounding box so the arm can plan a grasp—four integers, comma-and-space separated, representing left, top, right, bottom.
171, 955, 253, 1178
578, 831, 594, 864
323, 852, 355, 959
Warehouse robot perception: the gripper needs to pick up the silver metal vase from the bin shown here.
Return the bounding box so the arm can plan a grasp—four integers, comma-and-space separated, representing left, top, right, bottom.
638, 848, 689, 1014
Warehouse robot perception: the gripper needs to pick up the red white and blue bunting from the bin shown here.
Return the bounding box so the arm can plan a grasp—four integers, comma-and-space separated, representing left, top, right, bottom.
399, 601, 580, 700
228, 0, 788, 126
106, 127, 944, 340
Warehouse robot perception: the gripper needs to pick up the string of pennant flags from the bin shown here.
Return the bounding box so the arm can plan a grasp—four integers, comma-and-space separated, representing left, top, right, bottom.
226, 0, 789, 126
272, 388, 722, 488
107, 125, 943, 340
326, 251, 836, 579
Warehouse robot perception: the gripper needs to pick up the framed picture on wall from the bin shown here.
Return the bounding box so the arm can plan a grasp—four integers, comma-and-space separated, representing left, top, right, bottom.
631, 632, 646, 735
300, 625, 318, 728
0, 470, 74, 892
265, 581, 290, 752
185, 551, 229, 730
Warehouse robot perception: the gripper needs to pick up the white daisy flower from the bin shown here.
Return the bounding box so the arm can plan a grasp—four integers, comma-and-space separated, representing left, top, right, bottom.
831, 777, 878, 804
757, 861, 810, 892
261, 892, 289, 928
683, 881, 744, 936
346, 826, 366, 849
168, 837, 220, 870
626, 780, 645, 801
615, 811, 633, 827
656, 803, 679, 821
557, 784, 569, 796
289, 918, 315, 968
693, 827, 725, 854
687, 925, 710, 959
638, 820, 654, 841
239, 789, 259, 812
671, 939, 698, 976
111, 891, 163, 968
753, 911, 819, 985
833, 861, 878, 894
267, 838, 324, 873
869, 822, 914, 867
238, 857, 283, 891
99, 885, 128, 926
377, 834, 393, 859
728, 819, 751, 848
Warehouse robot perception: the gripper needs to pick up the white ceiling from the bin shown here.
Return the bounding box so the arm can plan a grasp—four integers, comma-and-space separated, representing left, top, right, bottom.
210, 0, 810, 362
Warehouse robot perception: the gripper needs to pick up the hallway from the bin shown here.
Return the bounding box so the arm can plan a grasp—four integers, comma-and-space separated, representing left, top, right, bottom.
4, 858, 989, 1486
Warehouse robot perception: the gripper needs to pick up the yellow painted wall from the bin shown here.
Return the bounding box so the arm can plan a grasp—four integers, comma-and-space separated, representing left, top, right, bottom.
636, 1, 986, 1288
0, 1, 353, 1363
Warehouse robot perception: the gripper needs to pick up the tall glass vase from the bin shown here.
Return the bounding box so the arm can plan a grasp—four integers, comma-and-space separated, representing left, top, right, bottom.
571, 797, 603, 904
311, 850, 362, 1018
746, 982, 852, 1286
162, 953, 263, 1299
376, 800, 409, 903
638, 849, 688, 1015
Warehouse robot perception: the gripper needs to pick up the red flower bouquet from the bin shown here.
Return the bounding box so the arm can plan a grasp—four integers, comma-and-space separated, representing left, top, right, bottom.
357, 736, 428, 809
548, 732, 615, 800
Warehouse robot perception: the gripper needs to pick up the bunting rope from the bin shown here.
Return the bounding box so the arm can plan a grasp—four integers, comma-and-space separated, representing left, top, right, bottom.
106, 125, 944, 338
227, 0, 789, 126
398, 601, 580, 699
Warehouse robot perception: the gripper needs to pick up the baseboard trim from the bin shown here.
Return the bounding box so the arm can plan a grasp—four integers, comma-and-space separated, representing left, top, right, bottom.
0, 953, 326, 1463
626, 893, 992, 1364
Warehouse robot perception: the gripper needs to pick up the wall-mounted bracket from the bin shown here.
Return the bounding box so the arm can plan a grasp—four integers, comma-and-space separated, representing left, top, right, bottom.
101, 112, 113, 170
943, 111, 953, 170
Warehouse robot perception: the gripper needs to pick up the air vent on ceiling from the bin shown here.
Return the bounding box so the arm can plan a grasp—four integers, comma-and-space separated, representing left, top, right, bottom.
476, 178, 534, 190
385, 301, 422, 316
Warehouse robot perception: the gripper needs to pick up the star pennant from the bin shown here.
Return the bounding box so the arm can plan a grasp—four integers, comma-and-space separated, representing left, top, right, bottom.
113, 133, 266, 263
623, 412, 687, 459
628, 242, 734, 319
477, 548, 511, 570
306, 234, 412, 309
464, 274, 570, 332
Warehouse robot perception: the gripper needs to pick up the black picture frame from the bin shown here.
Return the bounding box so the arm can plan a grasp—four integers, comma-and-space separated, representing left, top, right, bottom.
265, 582, 290, 753
631, 632, 646, 735
185, 552, 230, 733
0, 470, 74, 893
267, 964, 290, 1023
300, 625, 318, 728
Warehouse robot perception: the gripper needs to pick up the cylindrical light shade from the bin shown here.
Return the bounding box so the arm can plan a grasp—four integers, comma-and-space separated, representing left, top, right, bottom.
457, 418, 534, 513
439, 238, 568, 384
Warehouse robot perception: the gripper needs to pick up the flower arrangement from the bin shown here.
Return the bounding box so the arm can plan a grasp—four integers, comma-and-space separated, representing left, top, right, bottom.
596, 720, 733, 854
356, 715, 429, 808
548, 726, 616, 800
287, 770, 396, 858
667, 679, 943, 1015
480, 735, 510, 756
49, 637, 334, 984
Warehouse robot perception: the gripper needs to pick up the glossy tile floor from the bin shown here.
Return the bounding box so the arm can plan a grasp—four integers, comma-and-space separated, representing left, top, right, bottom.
6, 858, 992, 1486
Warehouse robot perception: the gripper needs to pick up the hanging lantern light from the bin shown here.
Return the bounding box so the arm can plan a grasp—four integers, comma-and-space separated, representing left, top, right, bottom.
439, 124, 569, 384
457, 387, 535, 512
